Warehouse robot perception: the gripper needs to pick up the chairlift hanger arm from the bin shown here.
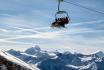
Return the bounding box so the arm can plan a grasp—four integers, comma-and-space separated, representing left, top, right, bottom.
57, 0, 64, 12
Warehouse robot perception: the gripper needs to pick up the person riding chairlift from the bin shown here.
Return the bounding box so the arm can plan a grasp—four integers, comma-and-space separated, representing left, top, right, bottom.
51, 17, 69, 28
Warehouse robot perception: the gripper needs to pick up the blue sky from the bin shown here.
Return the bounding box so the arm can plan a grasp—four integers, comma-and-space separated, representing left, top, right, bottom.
0, 0, 104, 54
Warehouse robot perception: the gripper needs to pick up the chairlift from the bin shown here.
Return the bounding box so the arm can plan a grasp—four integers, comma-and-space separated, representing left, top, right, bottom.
51, 0, 70, 28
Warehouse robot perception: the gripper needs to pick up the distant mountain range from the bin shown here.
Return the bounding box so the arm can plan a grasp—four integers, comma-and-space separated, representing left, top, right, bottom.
7, 45, 104, 70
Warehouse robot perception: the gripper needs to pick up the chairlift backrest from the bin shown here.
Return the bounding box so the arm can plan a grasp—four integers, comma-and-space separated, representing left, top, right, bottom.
55, 11, 69, 20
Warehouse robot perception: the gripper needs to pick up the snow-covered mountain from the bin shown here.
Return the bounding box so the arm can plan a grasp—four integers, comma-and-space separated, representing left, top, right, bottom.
25, 45, 41, 55
7, 45, 104, 70
0, 51, 39, 70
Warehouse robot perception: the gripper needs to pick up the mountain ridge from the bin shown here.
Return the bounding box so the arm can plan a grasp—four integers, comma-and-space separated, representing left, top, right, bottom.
0, 50, 40, 70
7, 46, 104, 70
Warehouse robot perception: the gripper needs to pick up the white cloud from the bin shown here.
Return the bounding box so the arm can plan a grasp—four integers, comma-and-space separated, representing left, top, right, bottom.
71, 19, 104, 26
0, 11, 104, 54
0, 29, 10, 32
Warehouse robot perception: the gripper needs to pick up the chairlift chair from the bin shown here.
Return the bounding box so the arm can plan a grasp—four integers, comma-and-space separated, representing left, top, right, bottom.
51, 0, 70, 28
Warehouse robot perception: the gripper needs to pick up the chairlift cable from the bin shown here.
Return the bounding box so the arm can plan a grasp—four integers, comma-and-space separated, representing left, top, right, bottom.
63, 1, 104, 15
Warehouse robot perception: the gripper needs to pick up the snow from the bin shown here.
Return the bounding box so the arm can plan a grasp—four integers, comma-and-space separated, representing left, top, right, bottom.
80, 62, 96, 70
30, 64, 40, 70
47, 53, 56, 56
80, 57, 92, 62
66, 64, 79, 69
66, 62, 97, 70
21, 52, 37, 58
51, 56, 58, 59
0, 51, 39, 70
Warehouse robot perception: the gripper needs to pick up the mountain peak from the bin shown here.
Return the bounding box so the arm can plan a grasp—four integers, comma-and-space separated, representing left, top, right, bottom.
25, 45, 41, 55
7, 49, 21, 56
94, 51, 104, 58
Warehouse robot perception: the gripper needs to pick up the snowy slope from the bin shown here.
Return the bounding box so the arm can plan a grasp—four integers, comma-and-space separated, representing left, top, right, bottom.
0, 51, 40, 70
